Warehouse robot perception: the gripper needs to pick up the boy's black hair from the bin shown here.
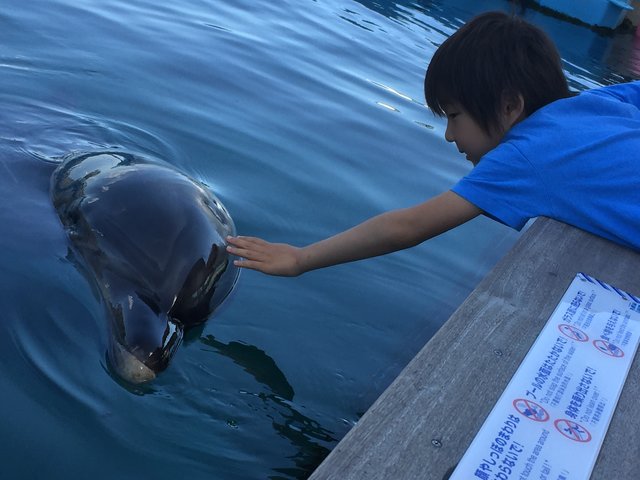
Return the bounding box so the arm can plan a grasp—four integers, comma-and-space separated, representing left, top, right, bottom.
424, 11, 571, 135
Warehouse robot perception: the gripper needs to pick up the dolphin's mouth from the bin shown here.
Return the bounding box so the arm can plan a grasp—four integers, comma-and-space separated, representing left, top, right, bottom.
108, 341, 157, 384
106, 316, 183, 384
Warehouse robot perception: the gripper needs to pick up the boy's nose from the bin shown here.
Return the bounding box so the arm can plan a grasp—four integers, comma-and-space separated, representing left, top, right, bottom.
444, 123, 454, 143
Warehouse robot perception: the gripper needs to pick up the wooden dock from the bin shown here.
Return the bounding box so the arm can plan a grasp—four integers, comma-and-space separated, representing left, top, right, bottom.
310, 217, 640, 479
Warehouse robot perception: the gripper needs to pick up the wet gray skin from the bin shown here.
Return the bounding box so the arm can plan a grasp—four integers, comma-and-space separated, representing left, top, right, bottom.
51, 151, 239, 383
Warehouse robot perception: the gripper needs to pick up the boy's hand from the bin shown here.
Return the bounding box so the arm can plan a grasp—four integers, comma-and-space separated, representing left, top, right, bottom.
226, 236, 304, 276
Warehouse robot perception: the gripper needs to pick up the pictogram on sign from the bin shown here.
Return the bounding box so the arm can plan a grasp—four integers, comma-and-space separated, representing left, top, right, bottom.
593, 339, 624, 358
558, 324, 589, 342
513, 398, 549, 422
554, 419, 592, 443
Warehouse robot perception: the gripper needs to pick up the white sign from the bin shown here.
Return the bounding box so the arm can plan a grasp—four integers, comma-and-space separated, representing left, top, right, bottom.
450, 273, 640, 480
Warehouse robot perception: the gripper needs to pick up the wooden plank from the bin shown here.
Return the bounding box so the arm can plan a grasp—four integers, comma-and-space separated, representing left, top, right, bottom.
310, 217, 640, 480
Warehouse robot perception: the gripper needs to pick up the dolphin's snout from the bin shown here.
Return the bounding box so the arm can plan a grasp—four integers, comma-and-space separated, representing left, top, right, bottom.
107, 314, 183, 384
108, 341, 157, 384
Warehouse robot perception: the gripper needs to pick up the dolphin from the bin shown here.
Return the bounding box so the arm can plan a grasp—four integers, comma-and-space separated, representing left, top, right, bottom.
51, 151, 238, 383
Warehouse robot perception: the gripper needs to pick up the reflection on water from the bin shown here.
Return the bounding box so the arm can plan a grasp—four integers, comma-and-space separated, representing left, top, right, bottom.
605, 29, 640, 79
201, 335, 296, 400
352, 0, 639, 84
200, 335, 336, 479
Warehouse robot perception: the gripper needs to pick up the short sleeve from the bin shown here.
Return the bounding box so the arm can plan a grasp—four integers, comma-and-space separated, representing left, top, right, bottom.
586, 81, 640, 110
451, 143, 546, 230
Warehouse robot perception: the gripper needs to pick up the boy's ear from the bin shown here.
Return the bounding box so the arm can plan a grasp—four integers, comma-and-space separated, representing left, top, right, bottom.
502, 93, 525, 128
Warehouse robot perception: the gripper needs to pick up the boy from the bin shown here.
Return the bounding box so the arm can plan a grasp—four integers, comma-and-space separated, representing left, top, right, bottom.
227, 11, 640, 276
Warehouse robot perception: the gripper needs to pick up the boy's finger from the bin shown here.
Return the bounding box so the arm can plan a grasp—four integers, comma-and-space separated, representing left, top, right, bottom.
227, 244, 267, 262
233, 258, 263, 271
227, 235, 266, 248
226, 245, 250, 257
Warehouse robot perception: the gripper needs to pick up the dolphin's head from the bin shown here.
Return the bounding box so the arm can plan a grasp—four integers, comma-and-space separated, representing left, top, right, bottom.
51, 151, 240, 384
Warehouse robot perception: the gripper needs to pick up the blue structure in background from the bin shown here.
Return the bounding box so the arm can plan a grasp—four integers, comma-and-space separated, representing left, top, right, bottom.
536, 0, 634, 28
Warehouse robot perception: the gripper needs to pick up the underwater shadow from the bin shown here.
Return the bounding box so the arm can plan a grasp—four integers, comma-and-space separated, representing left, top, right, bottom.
200, 335, 337, 479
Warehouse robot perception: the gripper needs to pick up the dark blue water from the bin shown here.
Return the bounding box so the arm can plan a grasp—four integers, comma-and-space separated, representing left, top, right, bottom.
1, 0, 637, 478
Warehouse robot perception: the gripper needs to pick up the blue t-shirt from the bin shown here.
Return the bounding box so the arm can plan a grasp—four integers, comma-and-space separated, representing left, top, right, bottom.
452, 80, 640, 250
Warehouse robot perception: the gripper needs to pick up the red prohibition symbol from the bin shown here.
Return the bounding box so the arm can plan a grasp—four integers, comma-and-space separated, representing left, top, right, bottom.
558, 324, 589, 342
513, 398, 550, 422
593, 339, 625, 358
554, 419, 592, 443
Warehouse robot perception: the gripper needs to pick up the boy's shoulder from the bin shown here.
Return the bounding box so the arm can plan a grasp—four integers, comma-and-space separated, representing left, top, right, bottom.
580, 80, 640, 106
508, 80, 640, 135
493, 82, 640, 167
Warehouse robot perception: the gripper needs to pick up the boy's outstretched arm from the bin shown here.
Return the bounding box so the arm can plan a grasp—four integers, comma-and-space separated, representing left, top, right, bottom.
226, 191, 481, 276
